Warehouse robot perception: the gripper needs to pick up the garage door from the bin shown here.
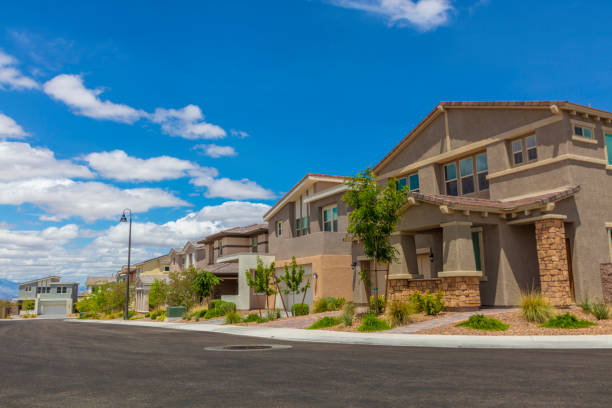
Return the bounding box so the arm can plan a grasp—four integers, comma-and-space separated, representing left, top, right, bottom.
40, 302, 67, 316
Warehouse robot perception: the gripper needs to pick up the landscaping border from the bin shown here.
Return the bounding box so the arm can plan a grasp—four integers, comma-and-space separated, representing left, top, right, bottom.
67, 319, 612, 349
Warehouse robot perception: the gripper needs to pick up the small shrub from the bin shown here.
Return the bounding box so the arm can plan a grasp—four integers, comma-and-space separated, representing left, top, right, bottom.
187, 304, 208, 319
409, 291, 445, 315
579, 294, 592, 314
520, 289, 555, 323
308, 316, 342, 330
156, 311, 166, 321
456, 314, 509, 331
22, 300, 35, 311
291, 303, 309, 316
266, 311, 278, 321
144, 312, 150, 318
341, 301, 356, 326
358, 313, 391, 332
369, 295, 385, 314
312, 297, 345, 313
256, 315, 270, 323
195, 318, 200, 322
243, 313, 260, 323
224, 310, 242, 324
204, 301, 237, 319
540, 312, 596, 329
150, 309, 166, 321
387, 300, 415, 327
591, 302, 610, 320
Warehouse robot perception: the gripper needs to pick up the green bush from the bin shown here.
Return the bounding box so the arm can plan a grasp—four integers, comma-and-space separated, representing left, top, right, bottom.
409, 291, 445, 315
22, 300, 35, 311
341, 301, 356, 326
579, 294, 592, 314
456, 314, 509, 331
591, 302, 610, 320
224, 310, 242, 324
312, 297, 345, 313
387, 300, 415, 327
369, 295, 385, 314
150, 309, 166, 321
540, 312, 596, 329
243, 313, 260, 323
307, 316, 342, 330
358, 313, 391, 332
291, 303, 309, 316
520, 289, 555, 323
204, 301, 237, 319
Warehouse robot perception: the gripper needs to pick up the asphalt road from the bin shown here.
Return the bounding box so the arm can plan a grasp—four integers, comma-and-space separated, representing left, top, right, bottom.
0, 320, 611, 408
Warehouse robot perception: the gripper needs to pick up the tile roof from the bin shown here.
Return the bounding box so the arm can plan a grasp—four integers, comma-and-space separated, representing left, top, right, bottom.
200, 223, 268, 242
85, 276, 116, 286
411, 185, 580, 213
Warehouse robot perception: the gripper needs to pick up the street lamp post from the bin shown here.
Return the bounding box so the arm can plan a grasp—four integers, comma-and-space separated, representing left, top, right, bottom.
119, 209, 132, 320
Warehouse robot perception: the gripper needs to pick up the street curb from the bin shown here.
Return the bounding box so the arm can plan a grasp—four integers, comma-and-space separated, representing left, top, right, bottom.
67, 319, 612, 349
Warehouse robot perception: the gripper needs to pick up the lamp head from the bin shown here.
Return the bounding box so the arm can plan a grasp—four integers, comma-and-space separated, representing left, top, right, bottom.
119, 213, 128, 223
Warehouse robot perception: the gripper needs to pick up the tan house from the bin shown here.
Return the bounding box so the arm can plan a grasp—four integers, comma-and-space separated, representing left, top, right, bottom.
264, 101, 612, 310
169, 242, 207, 272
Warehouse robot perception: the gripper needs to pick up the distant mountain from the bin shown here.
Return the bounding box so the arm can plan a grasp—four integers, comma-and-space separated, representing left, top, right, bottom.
0, 278, 18, 300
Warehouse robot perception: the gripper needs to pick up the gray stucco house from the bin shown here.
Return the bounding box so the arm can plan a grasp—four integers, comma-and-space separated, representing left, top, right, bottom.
18, 276, 79, 316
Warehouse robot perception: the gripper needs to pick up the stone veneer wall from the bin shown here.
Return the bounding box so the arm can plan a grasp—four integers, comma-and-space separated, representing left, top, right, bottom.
534, 219, 572, 307
388, 276, 481, 310
600, 263, 612, 304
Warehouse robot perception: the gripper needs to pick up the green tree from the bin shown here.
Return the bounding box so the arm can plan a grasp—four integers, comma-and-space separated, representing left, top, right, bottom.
192, 269, 222, 308
245, 256, 276, 316
342, 167, 406, 313
148, 279, 168, 310
279, 256, 311, 311
76, 282, 129, 315
166, 266, 199, 309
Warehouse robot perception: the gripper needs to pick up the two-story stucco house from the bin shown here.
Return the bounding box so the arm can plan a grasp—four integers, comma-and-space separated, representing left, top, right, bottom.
18, 276, 79, 316
371, 101, 612, 309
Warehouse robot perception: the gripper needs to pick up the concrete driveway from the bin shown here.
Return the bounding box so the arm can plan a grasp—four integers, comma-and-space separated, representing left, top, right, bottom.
1, 320, 610, 407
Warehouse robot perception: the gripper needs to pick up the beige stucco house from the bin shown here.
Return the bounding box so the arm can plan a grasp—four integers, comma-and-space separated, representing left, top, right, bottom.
264, 101, 612, 309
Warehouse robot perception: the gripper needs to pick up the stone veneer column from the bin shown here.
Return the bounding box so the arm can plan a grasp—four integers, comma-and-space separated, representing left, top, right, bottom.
534, 218, 572, 307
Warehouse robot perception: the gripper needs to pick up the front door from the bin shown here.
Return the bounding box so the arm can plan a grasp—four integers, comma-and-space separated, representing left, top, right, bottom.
565, 238, 576, 302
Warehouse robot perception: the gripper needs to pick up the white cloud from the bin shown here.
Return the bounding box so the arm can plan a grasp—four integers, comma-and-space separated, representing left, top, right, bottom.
84, 150, 197, 182
0, 178, 188, 222
151, 104, 226, 140
194, 144, 237, 158
0, 113, 29, 139
330, 0, 453, 30
230, 129, 249, 138
189, 168, 276, 200
0, 50, 39, 90
0, 141, 93, 181
0, 201, 270, 284
43, 74, 144, 123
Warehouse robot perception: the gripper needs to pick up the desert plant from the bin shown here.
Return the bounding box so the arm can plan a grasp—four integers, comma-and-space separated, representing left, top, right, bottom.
387, 300, 415, 327
579, 294, 592, 314
369, 295, 385, 314
357, 313, 391, 332
148, 279, 168, 310
341, 301, 356, 326
540, 312, 596, 329
591, 301, 610, 320
291, 303, 309, 316
307, 316, 342, 330
224, 310, 242, 324
520, 289, 555, 323
243, 313, 260, 323
409, 291, 445, 315
204, 300, 236, 319
187, 304, 208, 319
456, 314, 509, 331
149, 308, 166, 321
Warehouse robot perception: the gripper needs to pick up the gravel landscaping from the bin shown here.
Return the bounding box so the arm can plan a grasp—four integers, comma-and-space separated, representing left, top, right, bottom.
419, 306, 612, 335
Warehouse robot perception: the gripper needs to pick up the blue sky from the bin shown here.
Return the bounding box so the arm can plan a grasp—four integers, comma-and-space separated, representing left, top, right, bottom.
1, 0, 611, 284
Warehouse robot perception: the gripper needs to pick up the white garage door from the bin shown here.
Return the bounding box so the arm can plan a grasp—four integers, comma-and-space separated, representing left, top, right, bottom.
40, 302, 67, 316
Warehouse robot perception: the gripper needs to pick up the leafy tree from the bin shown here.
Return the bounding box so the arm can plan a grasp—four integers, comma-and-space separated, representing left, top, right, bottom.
342, 167, 406, 313
245, 256, 276, 316
76, 282, 129, 315
279, 256, 311, 310
192, 269, 222, 308
148, 279, 168, 310
166, 266, 199, 309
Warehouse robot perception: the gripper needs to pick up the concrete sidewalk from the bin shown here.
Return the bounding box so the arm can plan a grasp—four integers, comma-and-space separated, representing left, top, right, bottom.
68, 318, 612, 349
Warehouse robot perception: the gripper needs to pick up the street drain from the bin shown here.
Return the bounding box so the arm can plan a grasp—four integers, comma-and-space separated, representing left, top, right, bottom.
205, 344, 292, 352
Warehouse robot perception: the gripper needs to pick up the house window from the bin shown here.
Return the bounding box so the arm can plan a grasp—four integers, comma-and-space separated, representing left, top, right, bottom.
511, 135, 537, 166
296, 216, 308, 236
296, 218, 301, 236
46, 287, 51, 293
219, 242, 223, 256
251, 237, 258, 253
164, 266, 170, 272
444, 153, 488, 196
573, 124, 593, 139
396, 173, 420, 193
62, 287, 67, 294
56, 287, 61, 294
276, 221, 283, 237
471, 228, 485, 276
605, 132, 612, 166
323, 205, 338, 232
